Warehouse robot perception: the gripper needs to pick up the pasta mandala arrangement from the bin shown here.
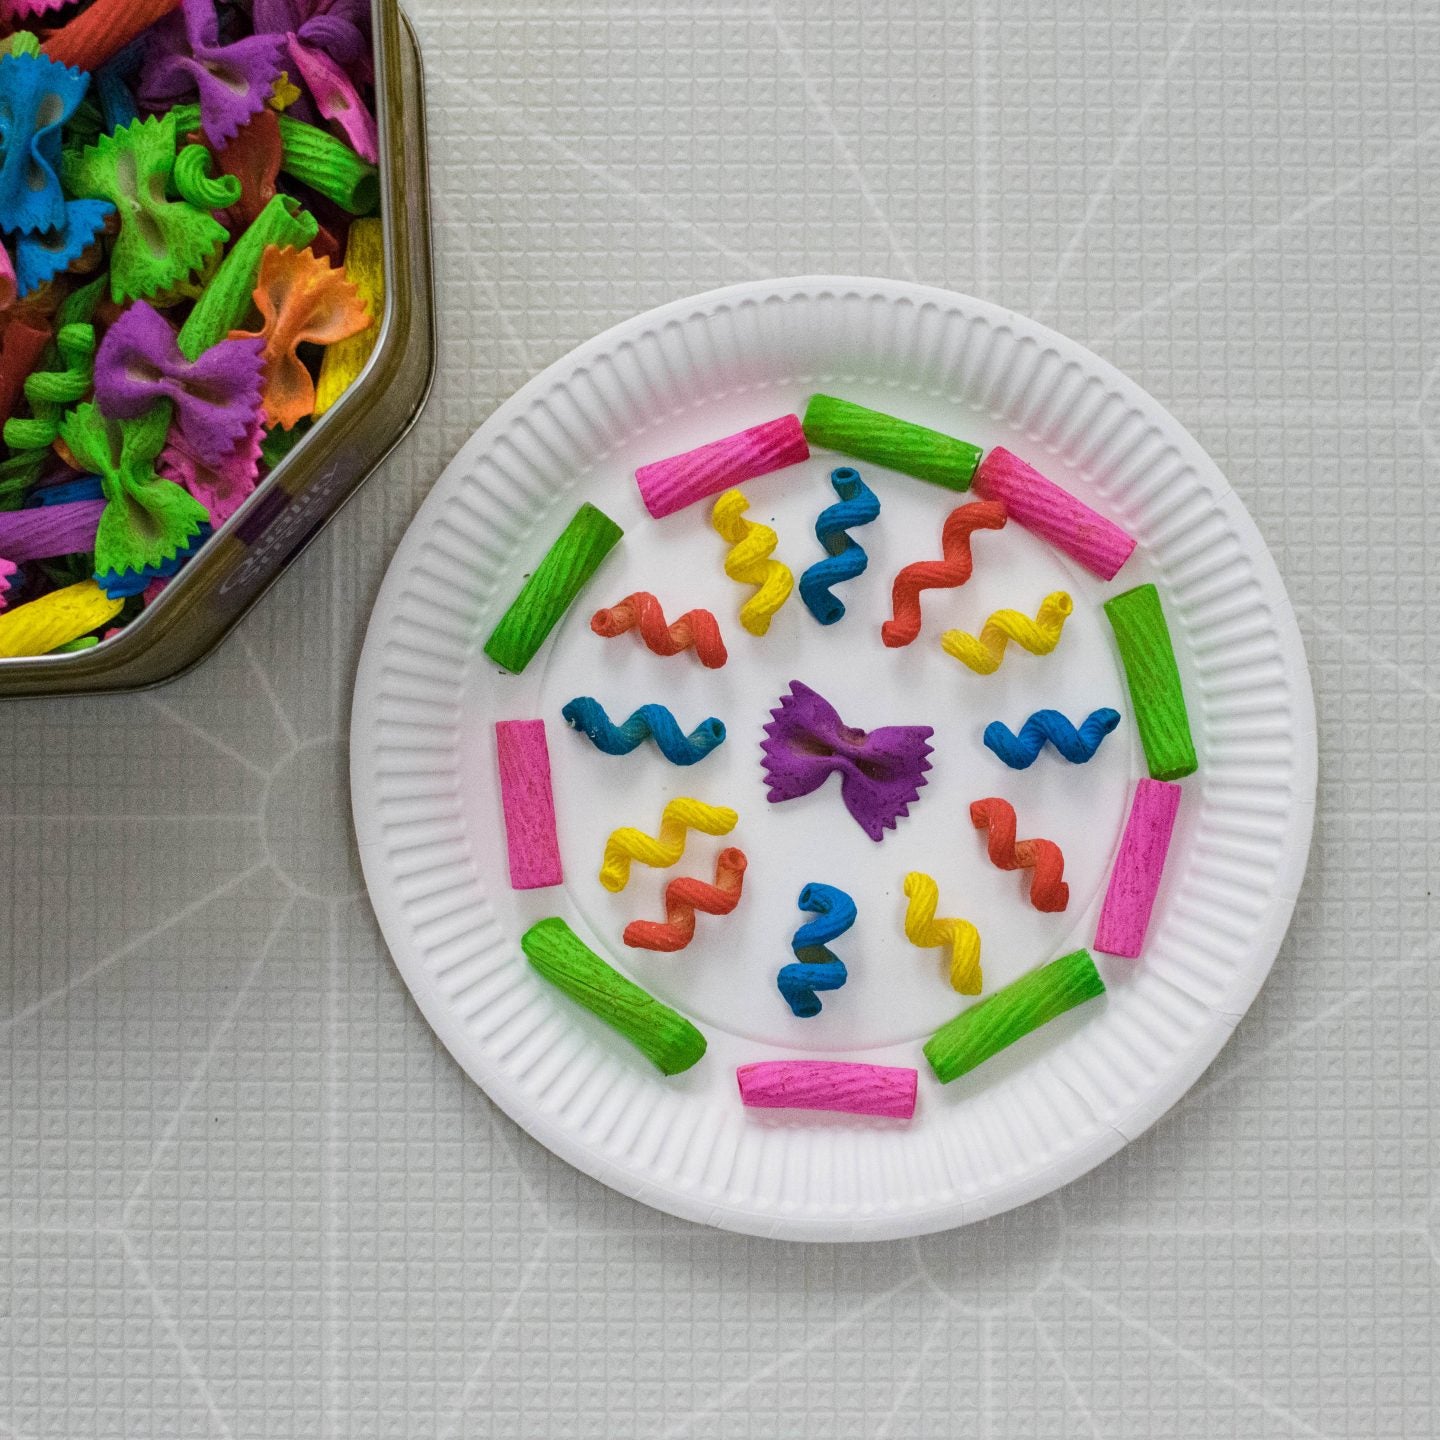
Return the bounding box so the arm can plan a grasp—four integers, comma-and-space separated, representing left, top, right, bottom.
483, 393, 1199, 1126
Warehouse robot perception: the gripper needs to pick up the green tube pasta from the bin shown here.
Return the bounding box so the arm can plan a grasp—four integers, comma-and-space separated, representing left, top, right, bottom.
802, 393, 982, 492
1103, 582, 1197, 782
176, 193, 319, 361
521, 916, 707, 1075
484, 502, 623, 673
923, 948, 1105, 1084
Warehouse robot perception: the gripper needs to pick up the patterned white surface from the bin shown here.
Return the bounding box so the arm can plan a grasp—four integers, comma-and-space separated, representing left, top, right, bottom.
2, 0, 1437, 1433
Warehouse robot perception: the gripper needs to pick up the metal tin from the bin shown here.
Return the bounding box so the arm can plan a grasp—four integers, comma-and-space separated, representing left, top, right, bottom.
0, 1, 435, 697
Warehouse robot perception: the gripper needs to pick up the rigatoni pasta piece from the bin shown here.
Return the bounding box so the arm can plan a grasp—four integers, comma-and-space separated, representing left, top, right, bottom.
802, 393, 982, 492
635, 414, 808, 519
924, 948, 1105, 1084
737, 1061, 917, 1119
970, 446, 1136, 580
521, 917, 707, 1075
494, 720, 563, 890
1094, 778, 1182, 958
483, 502, 623, 674
1103, 582, 1197, 781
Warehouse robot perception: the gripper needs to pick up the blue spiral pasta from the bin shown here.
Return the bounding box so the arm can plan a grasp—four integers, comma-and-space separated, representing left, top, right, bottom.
777, 882, 857, 1018
982, 707, 1122, 769
561, 696, 726, 766
798, 467, 881, 625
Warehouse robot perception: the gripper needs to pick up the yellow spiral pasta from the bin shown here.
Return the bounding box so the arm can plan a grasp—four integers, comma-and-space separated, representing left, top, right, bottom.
710, 488, 794, 636
902, 871, 982, 994
598, 797, 740, 893
939, 591, 1073, 674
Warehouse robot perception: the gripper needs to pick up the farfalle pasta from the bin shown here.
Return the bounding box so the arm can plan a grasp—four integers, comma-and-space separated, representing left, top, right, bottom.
139, 0, 286, 147
760, 680, 933, 842
64, 113, 229, 303
95, 300, 265, 456
227, 244, 369, 428
59, 400, 209, 597
0, 50, 87, 234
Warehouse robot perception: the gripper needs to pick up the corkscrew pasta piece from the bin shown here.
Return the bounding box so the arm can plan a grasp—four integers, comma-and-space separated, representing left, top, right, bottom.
983, 708, 1122, 769
924, 948, 1105, 1084
969, 797, 1069, 912
635, 414, 809, 519
710, 488, 793, 636
736, 1061, 918, 1119
902, 872, 982, 995
798, 467, 881, 626
777, 882, 857, 1018
1103, 583, 1197, 782
494, 720, 563, 890
761, 681, 934, 841
483, 502, 624, 674
802, 393, 983, 493
1094, 779, 1182, 958
589, 591, 728, 668
970, 446, 1137, 580
624, 848, 748, 952
561, 697, 726, 767
940, 592, 1073, 674
881, 500, 1008, 648
598, 797, 739, 893
521, 916, 707, 1075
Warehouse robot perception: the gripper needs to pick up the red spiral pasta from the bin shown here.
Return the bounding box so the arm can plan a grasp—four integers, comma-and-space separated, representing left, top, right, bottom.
880, 500, 1007, 648
969, 797, 1069, 912
623, 848, 748, 952
590, 591, 728, 668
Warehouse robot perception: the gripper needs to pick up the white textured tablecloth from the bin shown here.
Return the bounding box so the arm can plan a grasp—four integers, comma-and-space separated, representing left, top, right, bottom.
4, 3, 1437, 1436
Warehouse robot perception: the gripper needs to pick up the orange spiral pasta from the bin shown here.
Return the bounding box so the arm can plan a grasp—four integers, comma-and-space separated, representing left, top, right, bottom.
969, 797, 1069, 912
623, 848, 748, 952
589, 591, 728, 668
880, 500, 1007, 648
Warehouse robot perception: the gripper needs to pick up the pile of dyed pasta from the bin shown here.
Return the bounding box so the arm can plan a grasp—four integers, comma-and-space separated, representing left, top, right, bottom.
484, 392, 1203, 1122
0, 0, 383, 657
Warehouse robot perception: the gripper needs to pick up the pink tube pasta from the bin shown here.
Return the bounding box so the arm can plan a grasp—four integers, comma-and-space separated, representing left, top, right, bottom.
1094, 778, 1182, 957
971, 446, 1136, 581
495, 719, 563, 890
736, 1061, 918, 1119
635, 414, 809, 519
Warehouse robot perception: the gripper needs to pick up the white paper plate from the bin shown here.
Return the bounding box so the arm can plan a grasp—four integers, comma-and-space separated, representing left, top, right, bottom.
350, 278, 1316, 1241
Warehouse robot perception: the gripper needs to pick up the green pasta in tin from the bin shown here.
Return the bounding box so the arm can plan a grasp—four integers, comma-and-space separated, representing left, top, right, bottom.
802, 393, 982, 493
484, 501, 624, 674
924, 947, 1105, 1084
1103, 582, 1198, 782
521, 916, 707, 1075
